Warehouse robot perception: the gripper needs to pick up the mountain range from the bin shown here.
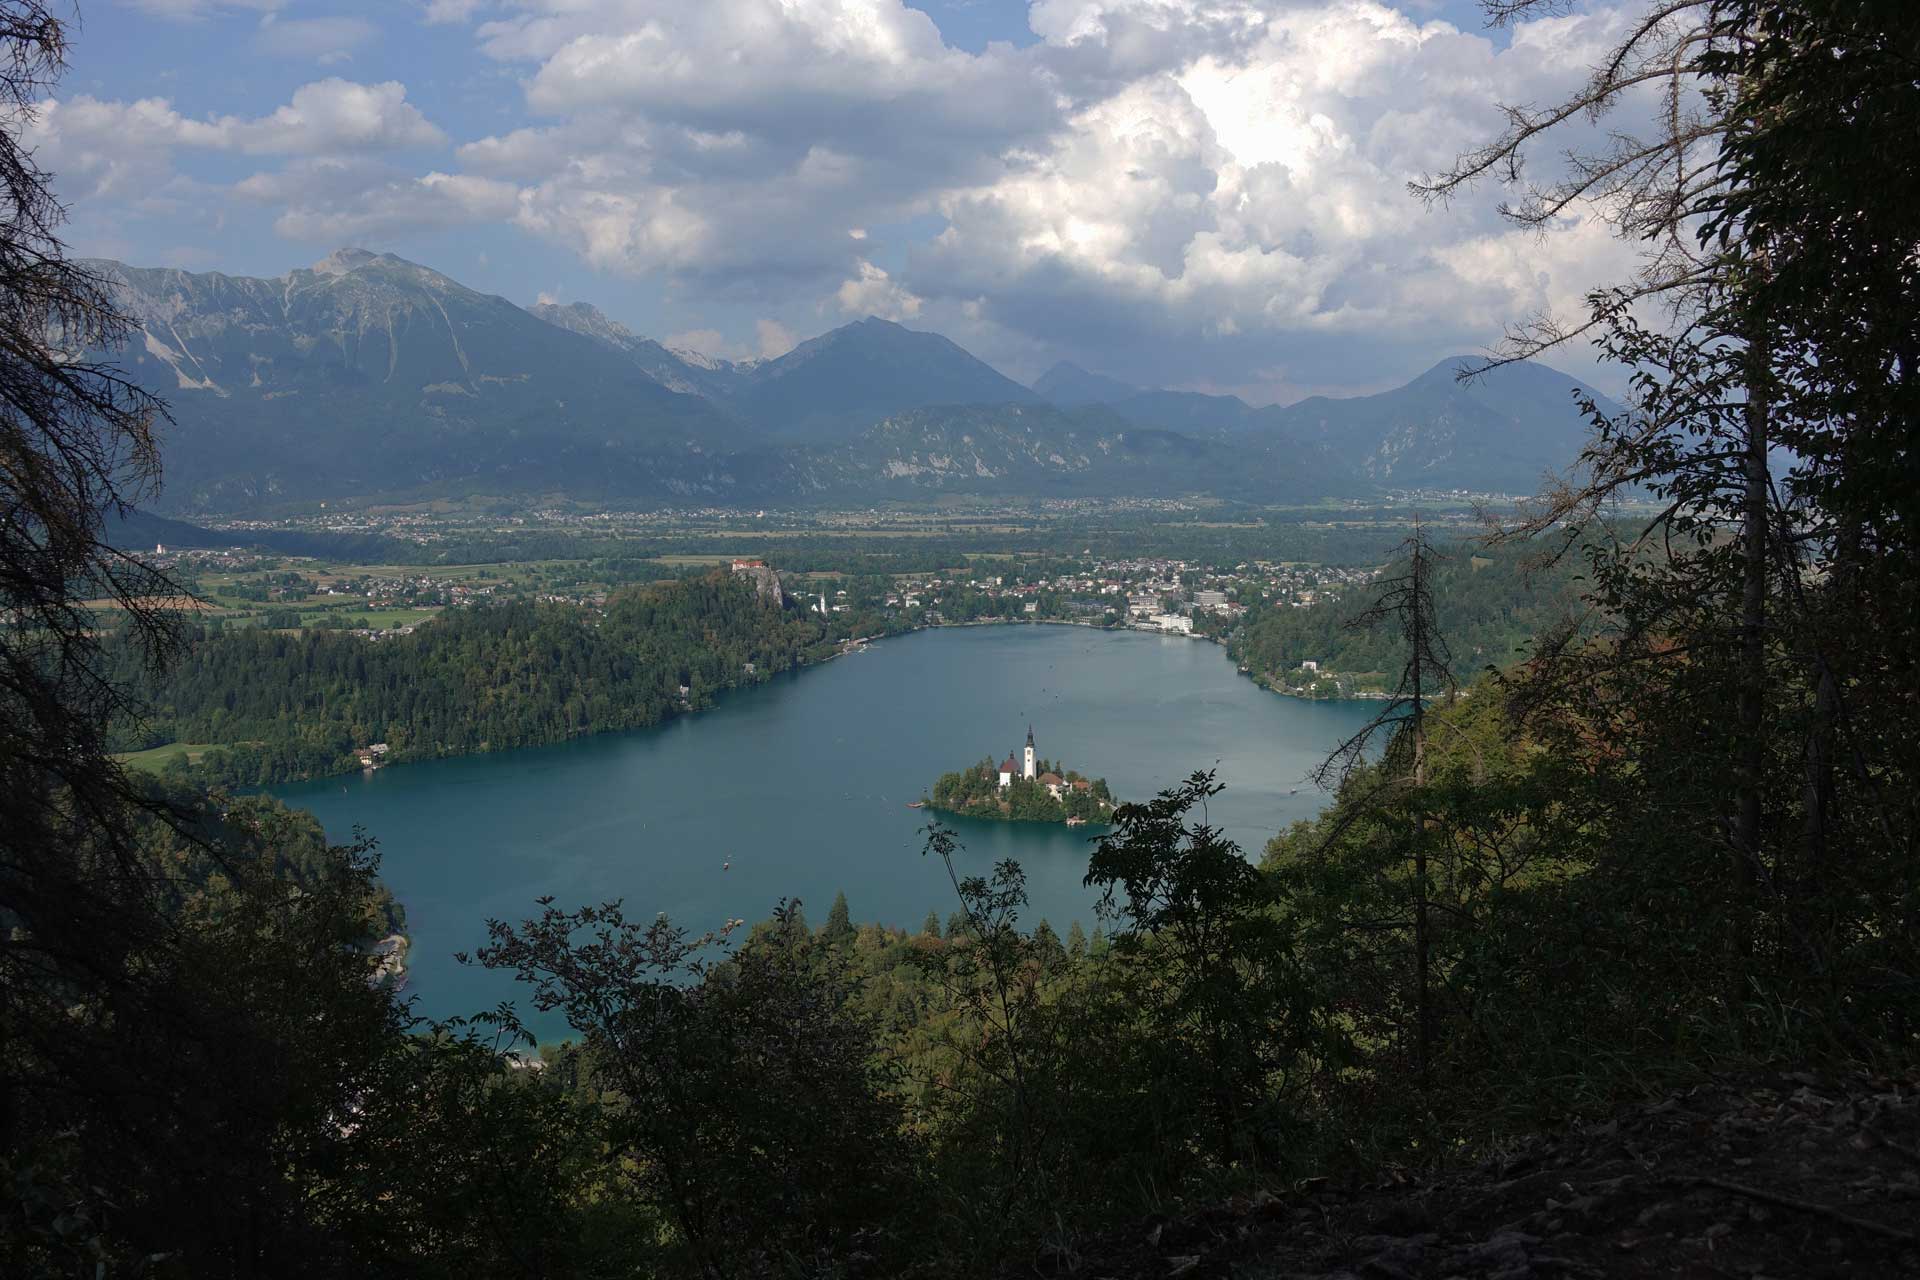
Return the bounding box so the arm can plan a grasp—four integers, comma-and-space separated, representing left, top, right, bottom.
90, 249, 1618, 513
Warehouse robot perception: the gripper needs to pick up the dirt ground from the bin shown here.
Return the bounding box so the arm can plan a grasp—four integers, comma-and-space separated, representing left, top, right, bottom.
1020, 1069, 1920, 1279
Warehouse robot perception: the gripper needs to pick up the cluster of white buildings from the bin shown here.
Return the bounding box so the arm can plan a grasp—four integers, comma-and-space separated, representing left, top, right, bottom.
993, 726, 1093, 801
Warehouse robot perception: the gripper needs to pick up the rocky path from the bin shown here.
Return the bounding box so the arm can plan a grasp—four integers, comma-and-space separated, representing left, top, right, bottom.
1031, 1070, 1920, 1279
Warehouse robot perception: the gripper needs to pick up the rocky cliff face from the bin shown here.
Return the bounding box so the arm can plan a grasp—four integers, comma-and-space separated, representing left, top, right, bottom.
730, 562, 785, 607
528, 300, 752, 400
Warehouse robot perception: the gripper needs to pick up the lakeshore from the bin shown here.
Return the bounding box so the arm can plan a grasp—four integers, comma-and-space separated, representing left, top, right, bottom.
272, 624, 1376, 1035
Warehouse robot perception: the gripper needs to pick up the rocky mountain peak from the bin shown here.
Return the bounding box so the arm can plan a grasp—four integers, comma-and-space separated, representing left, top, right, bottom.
309, 247, 381, 277
529, 300, 641, 348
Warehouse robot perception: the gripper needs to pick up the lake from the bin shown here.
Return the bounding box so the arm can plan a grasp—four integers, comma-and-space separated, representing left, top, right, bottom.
273, 624, 1376, 1034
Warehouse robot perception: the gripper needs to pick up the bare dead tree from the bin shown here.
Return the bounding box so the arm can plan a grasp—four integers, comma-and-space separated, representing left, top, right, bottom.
1414, 1, 1792, 1005
1316, 524, 1455, 1085
1412, 0, 1739, 365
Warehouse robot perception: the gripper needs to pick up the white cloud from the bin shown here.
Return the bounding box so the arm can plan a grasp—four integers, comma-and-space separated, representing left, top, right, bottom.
31, 80, 444, 188
422, 0, 489, 22
254, 16, 378, 63
756, 318, 797, 358
426, 0, 1650, 388
84, 0, 1664, 394
895, 0, 1655, 391
30, 79, 454, 248
834, 258, 921, 319
219, 80, 447, 153
448, 0, 1059, 286
236, 162, 520, 242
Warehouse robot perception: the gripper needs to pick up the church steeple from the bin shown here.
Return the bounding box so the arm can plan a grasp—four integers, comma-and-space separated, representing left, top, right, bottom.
1023, 725, 1036, 779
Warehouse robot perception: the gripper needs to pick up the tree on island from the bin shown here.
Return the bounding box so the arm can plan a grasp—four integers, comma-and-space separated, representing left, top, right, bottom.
927, 757, 1115, 823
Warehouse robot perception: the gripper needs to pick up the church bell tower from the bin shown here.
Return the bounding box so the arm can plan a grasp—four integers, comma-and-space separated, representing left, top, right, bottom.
1024, 725, 1036, 779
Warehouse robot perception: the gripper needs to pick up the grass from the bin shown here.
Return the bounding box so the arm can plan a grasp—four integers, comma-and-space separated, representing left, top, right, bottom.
116, 742, 215, 773
236, 606, 441, 631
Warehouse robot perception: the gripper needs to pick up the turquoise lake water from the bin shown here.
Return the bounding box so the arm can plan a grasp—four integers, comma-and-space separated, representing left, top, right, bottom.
272, 625, 1375, 1035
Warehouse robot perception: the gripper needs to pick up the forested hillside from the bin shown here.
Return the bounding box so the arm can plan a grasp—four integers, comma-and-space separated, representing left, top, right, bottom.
1224, 539, 1589, 693
115, 572, 833, 784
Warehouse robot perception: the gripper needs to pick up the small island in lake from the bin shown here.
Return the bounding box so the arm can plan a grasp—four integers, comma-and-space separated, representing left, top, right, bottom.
925, 725, 1117, 825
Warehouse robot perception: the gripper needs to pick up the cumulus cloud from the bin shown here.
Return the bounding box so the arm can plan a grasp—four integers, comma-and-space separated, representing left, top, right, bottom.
29, 80, 444, 193
81, 0, 1664, 394
235, 162, 519, 241
448, 0, 1060, 286
415, 0, 1650, 389
835, 259, 922, 320
902, 0, 1654, 391
218, 79, 447, 152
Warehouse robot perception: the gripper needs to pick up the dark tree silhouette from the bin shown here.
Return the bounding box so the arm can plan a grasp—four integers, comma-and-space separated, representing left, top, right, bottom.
0, 0, 184, 1155
1315, 524, 1454, 1083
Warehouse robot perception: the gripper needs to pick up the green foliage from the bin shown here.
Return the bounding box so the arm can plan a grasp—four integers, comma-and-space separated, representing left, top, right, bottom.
903, 825, 1216, 1247
308, 1024, 632, 1279
1087, 772, 1314, 1167
823, 889, 854, 945
116, 571, 831, 784
1266, 688, 1602, 1125
927, 757, 1114, 823
1227, 538, 1588, 692
469, 899, 918, 1276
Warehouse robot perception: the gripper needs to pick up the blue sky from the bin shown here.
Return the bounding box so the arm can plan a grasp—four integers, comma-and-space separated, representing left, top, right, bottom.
46, 0, 1633, 400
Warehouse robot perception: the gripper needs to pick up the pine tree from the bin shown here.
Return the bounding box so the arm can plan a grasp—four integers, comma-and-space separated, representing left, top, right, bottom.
1032, 920, 1065, 968
823, 890, 854, 945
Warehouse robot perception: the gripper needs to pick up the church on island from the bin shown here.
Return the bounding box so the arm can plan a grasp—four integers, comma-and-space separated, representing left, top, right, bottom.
996, 726, 1085, 801
925, 726, 1114, 826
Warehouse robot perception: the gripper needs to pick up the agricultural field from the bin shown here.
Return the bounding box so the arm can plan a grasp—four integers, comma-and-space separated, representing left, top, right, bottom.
114, 742, 215, 773
131, 553, 700, 633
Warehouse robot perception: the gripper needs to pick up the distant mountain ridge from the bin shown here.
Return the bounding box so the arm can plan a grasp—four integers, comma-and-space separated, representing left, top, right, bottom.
536, 300, 1042, 441
528, 300, 752, 400
1031, 361, 1139, 406
91, 248, 1617, 512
